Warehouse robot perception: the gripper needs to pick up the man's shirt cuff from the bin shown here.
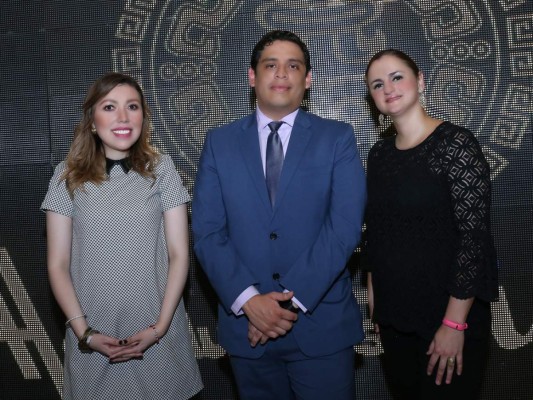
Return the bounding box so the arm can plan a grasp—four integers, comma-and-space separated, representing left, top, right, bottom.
282, 289, 307, 313
231, 285, 260, 315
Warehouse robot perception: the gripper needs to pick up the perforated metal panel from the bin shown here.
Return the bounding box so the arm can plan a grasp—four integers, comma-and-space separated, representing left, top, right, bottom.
1, 1, 532, 399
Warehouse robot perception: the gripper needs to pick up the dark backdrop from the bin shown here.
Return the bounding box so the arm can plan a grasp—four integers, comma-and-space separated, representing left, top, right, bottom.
1, 1, 532, 399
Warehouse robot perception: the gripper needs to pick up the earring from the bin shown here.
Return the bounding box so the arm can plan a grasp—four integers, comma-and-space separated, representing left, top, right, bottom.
419, 90, 427, 109
378, 113, 390, 127
91, 126, 97, 134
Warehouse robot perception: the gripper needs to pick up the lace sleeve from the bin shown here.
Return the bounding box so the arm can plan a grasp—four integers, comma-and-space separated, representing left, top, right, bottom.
443, 127, 498, 301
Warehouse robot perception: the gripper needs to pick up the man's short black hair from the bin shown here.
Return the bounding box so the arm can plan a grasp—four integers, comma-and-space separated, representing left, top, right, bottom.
250, 30, 311, 73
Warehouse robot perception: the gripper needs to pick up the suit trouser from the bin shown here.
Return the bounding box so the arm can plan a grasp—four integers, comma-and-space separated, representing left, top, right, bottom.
229, 330, 355, 400
379, 324, 489, 400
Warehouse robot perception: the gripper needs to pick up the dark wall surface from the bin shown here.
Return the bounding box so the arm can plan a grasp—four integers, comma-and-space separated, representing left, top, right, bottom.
1, 1, 532, 399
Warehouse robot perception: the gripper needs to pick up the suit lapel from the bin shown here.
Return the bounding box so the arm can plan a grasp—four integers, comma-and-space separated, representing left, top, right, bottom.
238, 114, 272, 212
274, 110, 313, 211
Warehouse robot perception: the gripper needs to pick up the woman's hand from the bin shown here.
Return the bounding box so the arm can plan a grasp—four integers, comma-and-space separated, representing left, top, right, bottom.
108, 327, 160, 363
426, 324, 465, 385
86, 333, 124, 358
367, 273, 380, 333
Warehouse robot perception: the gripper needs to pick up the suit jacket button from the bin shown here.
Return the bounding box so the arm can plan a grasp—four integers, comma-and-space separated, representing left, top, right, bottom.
269, 233, 278, 240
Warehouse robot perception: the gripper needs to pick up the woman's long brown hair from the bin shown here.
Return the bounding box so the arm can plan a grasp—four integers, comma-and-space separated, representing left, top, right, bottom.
62, 72, 159, 195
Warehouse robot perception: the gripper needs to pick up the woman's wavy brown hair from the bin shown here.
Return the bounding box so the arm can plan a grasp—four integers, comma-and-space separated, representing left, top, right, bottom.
62, 72, 159, 194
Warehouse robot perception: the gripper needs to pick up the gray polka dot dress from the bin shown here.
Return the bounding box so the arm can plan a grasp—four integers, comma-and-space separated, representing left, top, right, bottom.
41, 154, 203, 400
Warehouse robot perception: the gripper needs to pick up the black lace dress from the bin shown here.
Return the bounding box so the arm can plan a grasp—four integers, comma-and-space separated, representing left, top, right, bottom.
365, 121, 498, 340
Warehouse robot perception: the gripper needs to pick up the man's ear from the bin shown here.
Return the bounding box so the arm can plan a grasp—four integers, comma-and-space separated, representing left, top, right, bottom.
248, 67, 256, 88
305, 71, 312, 89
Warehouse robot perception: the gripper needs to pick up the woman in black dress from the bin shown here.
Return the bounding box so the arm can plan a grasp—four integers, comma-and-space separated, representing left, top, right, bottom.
364, 49, 498, 399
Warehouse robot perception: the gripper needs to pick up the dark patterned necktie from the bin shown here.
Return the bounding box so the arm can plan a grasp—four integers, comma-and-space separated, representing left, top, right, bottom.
266, 121, 284, 206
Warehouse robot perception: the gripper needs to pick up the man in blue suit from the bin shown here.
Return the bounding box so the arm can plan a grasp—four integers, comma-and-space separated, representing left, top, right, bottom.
192, 30, 366, 399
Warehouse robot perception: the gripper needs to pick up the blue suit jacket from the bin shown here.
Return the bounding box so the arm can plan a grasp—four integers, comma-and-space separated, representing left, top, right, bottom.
192, 109, 366, 358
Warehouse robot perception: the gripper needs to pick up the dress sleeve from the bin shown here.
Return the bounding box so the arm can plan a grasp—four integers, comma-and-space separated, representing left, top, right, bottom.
157, 154, 191, 211
40, 161, 73, 217
360, 139, 386, 273
444, 127, 498, 302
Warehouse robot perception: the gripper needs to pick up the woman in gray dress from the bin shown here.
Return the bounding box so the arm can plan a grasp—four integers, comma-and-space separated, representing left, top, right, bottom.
42, 72, 202, 399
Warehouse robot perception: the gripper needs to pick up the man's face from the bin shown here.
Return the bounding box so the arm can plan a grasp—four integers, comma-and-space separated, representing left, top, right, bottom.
248, 40, 311, 120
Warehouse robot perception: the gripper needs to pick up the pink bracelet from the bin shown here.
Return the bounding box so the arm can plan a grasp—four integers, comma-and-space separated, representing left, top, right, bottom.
442, 318, 468, 331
